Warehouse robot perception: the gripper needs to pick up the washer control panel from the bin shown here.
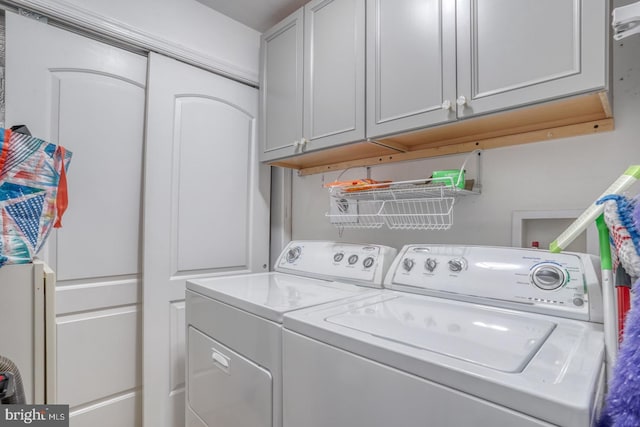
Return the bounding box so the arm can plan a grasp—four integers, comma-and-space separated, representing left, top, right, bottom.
386, 245, 602, 321
276, 241, 398, 288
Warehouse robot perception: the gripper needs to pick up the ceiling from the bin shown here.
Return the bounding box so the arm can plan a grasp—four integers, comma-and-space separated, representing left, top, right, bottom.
196, 0, 309, 32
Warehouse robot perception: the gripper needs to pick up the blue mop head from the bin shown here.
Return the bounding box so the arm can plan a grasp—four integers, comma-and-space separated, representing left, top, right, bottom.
598, 277, 640, 427
598, 198, 640, 426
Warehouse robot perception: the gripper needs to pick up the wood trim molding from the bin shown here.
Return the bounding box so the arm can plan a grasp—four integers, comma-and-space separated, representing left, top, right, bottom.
598, 92, 613, 118
3, 0, 259, 86
368, 138, 408, 152
296, 118, 614, 175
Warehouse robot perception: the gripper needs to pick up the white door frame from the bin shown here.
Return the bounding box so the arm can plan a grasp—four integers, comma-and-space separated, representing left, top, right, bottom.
2, 0, 258, 85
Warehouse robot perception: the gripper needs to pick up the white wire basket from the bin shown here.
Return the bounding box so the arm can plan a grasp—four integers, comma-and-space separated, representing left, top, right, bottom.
326, 197, 385, 229
380, 197, 455, 230
325, 178, 464, 230
324, 149, 481, 231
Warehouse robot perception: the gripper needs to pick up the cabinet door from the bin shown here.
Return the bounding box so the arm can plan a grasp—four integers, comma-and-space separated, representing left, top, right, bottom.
303, 0, 365, 151
366, 0, 457, 139
456, 0, 606, 118
260, 9, 304, 162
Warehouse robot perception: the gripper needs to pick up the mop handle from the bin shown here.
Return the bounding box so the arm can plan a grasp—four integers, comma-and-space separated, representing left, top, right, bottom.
596, 215, 617, 374
550, 166, 640, 253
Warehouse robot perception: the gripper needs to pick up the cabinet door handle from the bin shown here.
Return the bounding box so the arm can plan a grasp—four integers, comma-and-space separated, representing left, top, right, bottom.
456, 95, 468, 107
441, 100, 452, 110
292, 139, 308, 149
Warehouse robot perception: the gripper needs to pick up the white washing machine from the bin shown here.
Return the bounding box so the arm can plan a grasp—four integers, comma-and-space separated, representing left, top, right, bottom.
283, 245, 606, 427
185, 240, 397, 427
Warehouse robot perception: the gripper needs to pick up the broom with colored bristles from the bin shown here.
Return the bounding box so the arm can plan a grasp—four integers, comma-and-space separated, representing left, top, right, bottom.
598, 195, 640, 427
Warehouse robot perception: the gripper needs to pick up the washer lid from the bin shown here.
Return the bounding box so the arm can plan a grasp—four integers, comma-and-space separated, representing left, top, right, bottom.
187, 272, 371, 323
326, 295, 556, 372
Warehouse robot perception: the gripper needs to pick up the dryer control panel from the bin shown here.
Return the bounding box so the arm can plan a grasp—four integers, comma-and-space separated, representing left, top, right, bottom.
276, 241, 397, 288
386, 245, 603, 322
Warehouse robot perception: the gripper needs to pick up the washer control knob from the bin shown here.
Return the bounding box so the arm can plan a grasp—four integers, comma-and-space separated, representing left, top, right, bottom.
333, 252, 344, 263
348, 254, 359, 265
448, 258, 467, 273
425, 258, 438, 272
573, 297, 584, 307
531, 264, 566, 290
363, 256, 375, 269
286, 246, 302, 263
402, 258, 415, 272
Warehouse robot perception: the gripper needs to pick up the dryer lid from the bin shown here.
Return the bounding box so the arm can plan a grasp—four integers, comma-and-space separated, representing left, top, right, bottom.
187, 272, 372, 322
326, 295, 556, 372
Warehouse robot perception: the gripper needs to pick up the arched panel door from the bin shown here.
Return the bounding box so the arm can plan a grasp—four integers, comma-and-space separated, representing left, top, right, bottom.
143, 53, 270, 427
6, 11, 147, 425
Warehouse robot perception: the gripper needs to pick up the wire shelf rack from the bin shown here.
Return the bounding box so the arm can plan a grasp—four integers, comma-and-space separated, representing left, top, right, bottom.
327, 199, 385, 229
380, 197, 455, 230
325, 175, 477, 230
327, 177, 474, 200
325, 150, 481, 231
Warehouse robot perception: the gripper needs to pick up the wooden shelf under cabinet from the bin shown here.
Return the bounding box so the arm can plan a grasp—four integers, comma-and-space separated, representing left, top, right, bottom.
269, 91, 613, 176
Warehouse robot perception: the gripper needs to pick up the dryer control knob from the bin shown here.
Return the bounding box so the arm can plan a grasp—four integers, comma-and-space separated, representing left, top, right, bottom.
448, 258, 467, 272
425, 258, 438, 272
286, 246, 302, 263
402, 258, 415, 272
531, 264, 566, 290
363, 256, 375, 269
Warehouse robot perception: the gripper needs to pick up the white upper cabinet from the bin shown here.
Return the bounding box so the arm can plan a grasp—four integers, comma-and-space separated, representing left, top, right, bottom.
260, 0, 366, 162
456, 0, 606, 118
261, 0, 609, 170
367, 0, 607, 139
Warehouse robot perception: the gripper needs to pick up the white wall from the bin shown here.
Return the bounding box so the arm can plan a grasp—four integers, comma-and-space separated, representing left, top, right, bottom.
289, 2, 640, 253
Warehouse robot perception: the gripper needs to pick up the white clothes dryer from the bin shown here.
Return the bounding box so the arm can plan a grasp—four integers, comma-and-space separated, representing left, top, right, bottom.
283, 245, 606, 427
185, 240, 397, 427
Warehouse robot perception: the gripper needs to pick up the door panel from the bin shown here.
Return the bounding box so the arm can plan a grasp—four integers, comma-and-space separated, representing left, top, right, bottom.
260, 9, 304, 161
175, 97, 250, 272
5, 11, 146, 427
53, 71, 144, 281
378, 0, 445, 118
56, 307, 141, 408
143, 53, 270, 427
68, 392, 140, 427
473, 0, 577, 97
456, 0, 606, 117
303, 0, 365, 150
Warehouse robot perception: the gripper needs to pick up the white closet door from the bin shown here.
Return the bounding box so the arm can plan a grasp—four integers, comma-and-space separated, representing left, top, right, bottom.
5, 11, 147, 427
143, 53, 270, 427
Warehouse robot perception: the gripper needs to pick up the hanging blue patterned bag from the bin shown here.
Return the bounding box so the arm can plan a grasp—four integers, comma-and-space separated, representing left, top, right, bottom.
0, 126, 72, 267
